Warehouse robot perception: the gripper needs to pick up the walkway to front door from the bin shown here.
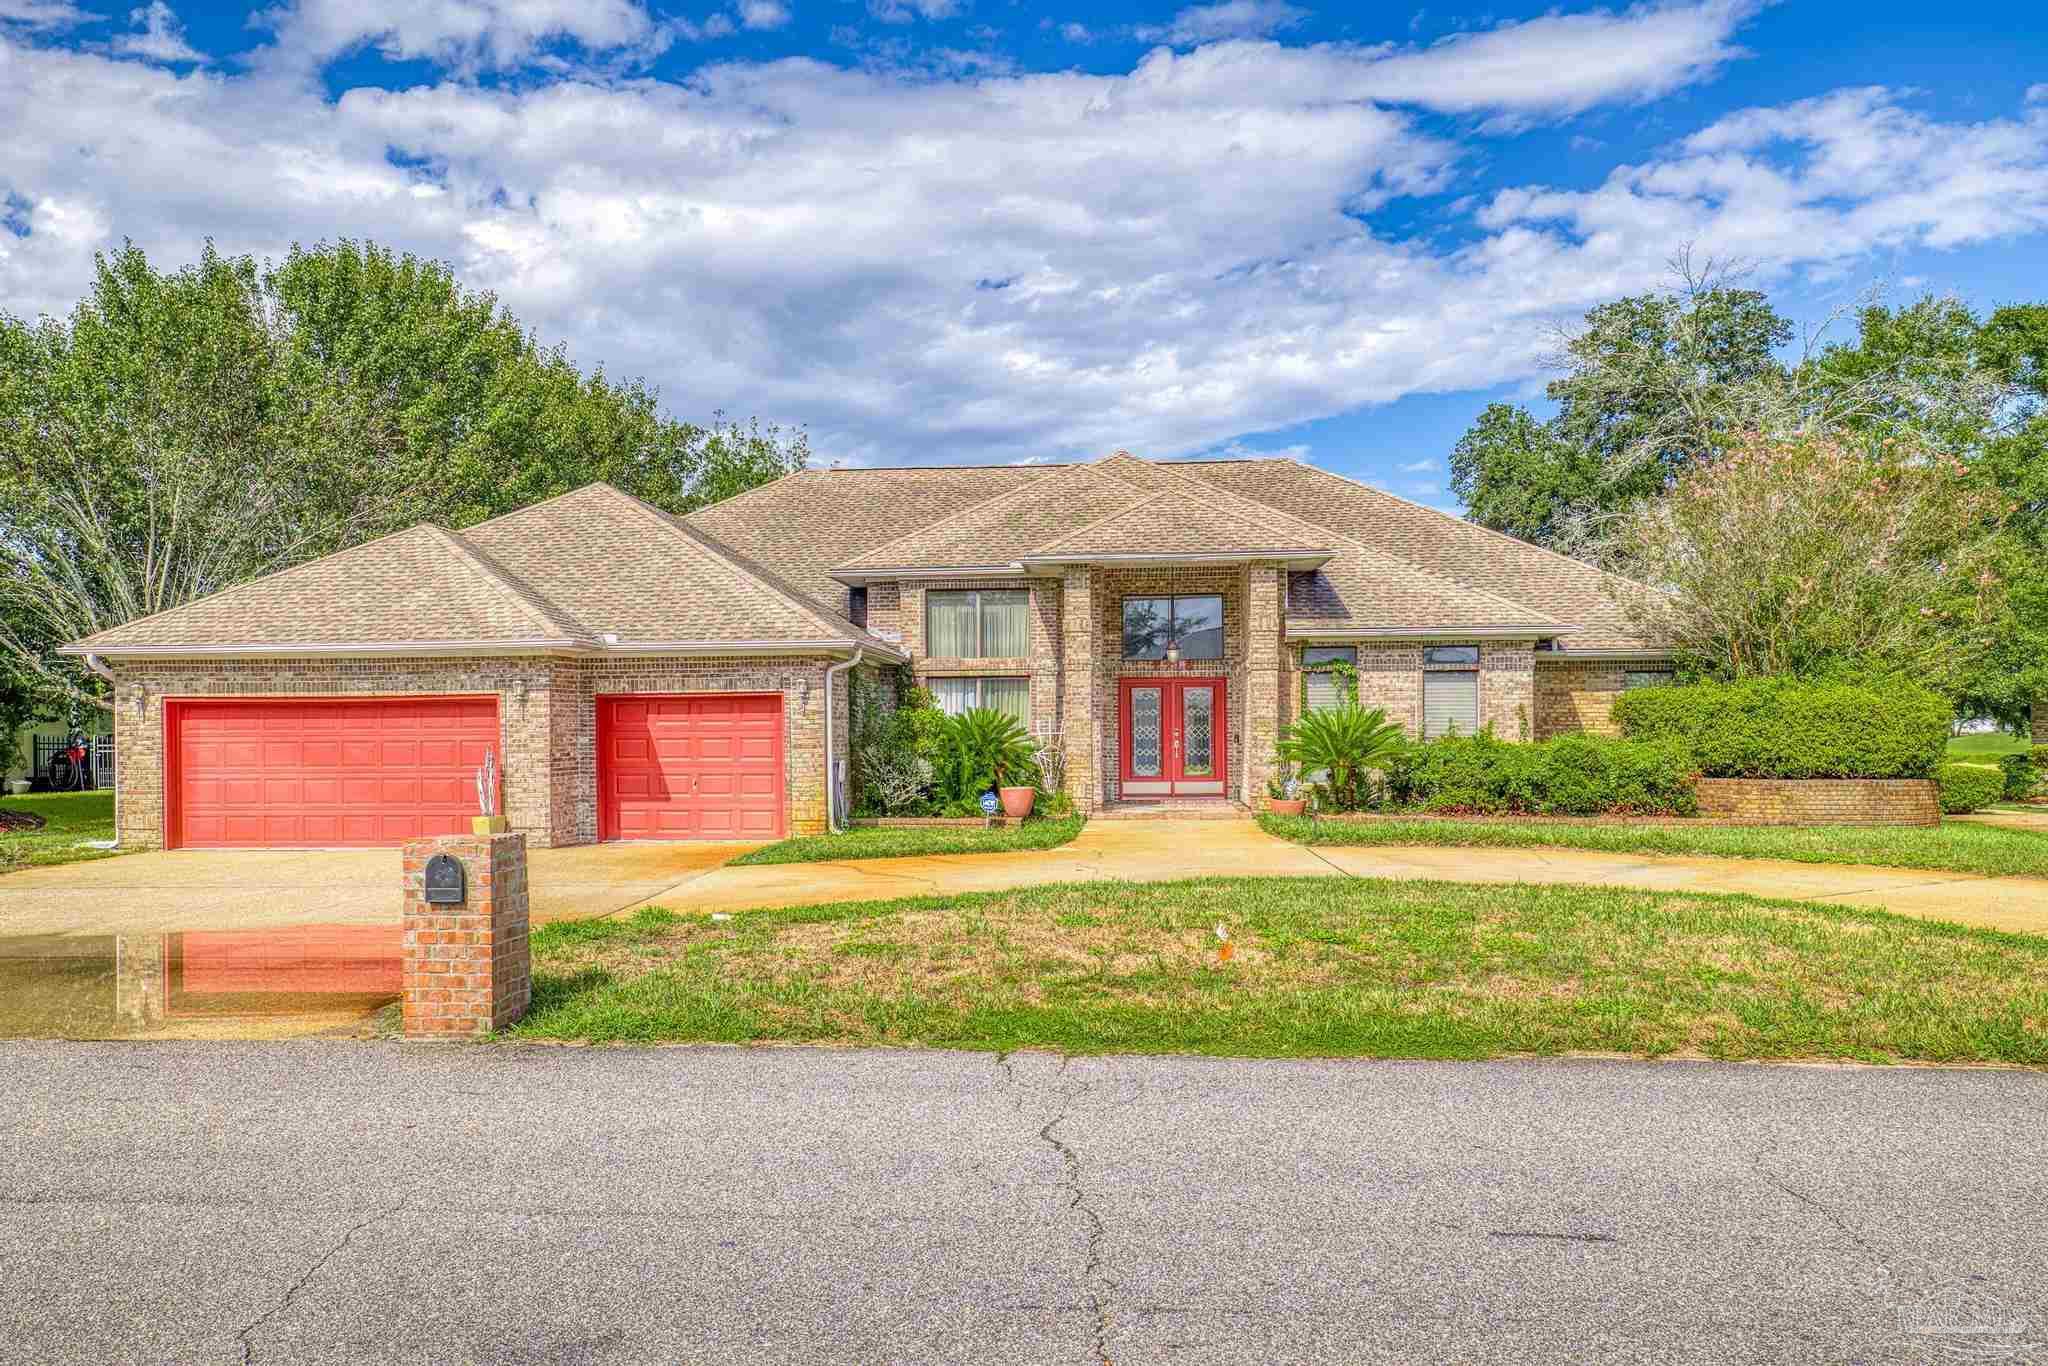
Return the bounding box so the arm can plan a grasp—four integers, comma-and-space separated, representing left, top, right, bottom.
1118, 677, 1226, 797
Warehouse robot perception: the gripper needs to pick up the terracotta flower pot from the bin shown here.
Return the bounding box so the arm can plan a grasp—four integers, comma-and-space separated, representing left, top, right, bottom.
999, 786, 1037, 819
1268, 798, 1308, 817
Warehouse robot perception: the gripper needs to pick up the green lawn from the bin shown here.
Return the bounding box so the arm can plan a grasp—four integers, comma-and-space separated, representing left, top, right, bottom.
510, 876, 2048, 1064
1948, 732, 2034, 758
730, 816, 1085, 866
1260, 813, 2048, 880
0, 792, 121, 873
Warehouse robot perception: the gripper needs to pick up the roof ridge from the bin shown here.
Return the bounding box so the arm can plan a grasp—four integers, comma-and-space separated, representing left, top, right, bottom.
1285, 463, 1644, 595
1022, 489, 1170, 554
70, 522, 459, 648
834, 460, 1147, 571
1169, 462, 1563, 624
595, 483, 891, 647
427, 526, 592, 644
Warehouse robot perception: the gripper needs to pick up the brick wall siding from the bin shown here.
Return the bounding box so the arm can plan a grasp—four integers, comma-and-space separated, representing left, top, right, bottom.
1284, 640, 1536, 741
1533, 659, 1630, 738
108, 653, 844, 850
1694, 778, 1940, 826
2035, 702, 2046, 746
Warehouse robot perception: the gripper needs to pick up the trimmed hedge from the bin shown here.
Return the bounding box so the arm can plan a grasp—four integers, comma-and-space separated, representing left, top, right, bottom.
1611, 679, 1949, 779
1998, 753, 2039, 801
1384, 731, 1698, 817
1937, 762, 2004, 815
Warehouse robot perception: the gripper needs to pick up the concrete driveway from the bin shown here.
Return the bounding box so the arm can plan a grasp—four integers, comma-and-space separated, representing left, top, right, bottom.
0, 841, 756, 936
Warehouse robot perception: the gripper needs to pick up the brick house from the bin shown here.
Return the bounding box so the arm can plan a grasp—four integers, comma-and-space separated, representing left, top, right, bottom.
63, 451, 1672, 849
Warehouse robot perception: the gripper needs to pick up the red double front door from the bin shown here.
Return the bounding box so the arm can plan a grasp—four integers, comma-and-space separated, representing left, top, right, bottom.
1118, 677, 1226, 797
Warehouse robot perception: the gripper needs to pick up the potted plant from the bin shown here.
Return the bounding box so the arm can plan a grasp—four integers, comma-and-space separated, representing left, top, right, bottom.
947, 707, 1040, 819
1265, 761, 1307, 817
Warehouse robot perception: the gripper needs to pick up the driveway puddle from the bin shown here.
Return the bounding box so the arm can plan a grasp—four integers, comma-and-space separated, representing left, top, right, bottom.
0, 925, 401, 1038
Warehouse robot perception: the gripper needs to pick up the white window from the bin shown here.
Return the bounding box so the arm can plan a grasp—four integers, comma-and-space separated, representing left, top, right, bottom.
930, 677, 1030, 725
1301, 645, 1357, 712
927, 590, 1029, 658
1422, 670, 1478, 738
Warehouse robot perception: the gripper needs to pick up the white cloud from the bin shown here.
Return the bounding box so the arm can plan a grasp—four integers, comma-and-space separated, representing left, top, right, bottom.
1482, 88, 2048, 259
255, 0, 664, 73
1398, 457, 1435, 473
1058, 21, 1091, 44
1, 29, 2043, 466
114, 2, 205, 63
1137, 0, 1307, 46
736, 0, 790, 32
1353, 0, 1761, 118
867, 0, 958, 24
0, 0, 89, 26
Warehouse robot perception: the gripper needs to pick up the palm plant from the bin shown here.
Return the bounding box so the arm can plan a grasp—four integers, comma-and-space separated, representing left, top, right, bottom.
941, 708, 1039, 799
1276, 704, 1406, 812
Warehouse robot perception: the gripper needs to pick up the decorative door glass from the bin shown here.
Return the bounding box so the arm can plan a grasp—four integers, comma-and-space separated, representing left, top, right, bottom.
1130, 687, 1163, 777
1181, 686, 1214, 777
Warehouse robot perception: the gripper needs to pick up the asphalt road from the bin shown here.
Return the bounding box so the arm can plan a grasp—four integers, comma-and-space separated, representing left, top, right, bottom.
2, 1044, 2043, 1365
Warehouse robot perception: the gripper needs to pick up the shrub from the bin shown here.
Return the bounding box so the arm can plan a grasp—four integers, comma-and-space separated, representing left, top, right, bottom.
1611, 678, 1949, 779
1384, 730, 1697, 816
1275, 705, 1406, 812
941, 708, 1038, 801
1937, 762, 2004, 815
1997, 753, 2038, 802
853, 684, 950, 815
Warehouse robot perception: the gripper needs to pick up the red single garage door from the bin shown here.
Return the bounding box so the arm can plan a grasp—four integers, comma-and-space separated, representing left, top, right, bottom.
598, 694, 785, 840
168, 697, 499, 849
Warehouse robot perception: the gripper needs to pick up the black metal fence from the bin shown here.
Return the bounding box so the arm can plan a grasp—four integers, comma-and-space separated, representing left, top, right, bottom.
30, 735, 115, 791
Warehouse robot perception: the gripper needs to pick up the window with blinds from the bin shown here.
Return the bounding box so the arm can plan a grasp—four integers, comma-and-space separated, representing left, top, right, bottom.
930, 677, 1030, 724
926, 590, 1029, 658
1422, 670, 1479, 738
1301, 645, 1357, 712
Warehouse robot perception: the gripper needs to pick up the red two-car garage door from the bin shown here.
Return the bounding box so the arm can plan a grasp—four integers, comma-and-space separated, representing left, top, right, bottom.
168, 697, 499, 849
598, 694, 785, 840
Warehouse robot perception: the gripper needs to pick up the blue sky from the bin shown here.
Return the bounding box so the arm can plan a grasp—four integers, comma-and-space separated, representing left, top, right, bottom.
2, 0, 2045, 511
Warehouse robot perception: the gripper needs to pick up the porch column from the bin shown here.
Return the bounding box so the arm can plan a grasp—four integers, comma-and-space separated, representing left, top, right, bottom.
1060, 566, 1097, 813
1245, 564, 1284, 810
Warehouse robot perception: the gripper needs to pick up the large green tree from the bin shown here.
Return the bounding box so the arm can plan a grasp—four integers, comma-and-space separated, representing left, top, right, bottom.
0, 241, 806, 711
1450, 277, 1793, 548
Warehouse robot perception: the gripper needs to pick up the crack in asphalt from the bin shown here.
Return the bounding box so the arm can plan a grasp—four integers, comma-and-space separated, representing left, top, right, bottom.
233, 1204, 402, 1364
997, 1054, 1115, 1364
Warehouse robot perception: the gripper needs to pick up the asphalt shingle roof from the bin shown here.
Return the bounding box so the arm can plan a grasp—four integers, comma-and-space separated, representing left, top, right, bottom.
69, 452, 1664, 656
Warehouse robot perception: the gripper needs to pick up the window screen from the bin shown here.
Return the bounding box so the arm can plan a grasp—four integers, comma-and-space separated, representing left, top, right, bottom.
1623, 669, 1675, 690
1424, 645, 1479, 665
1302, 646, 1358, 712
1422, 670, 1478, 738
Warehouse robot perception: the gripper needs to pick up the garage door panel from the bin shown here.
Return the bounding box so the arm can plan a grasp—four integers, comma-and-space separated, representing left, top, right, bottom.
599, 693, 784, 841
170, 698, 498, 849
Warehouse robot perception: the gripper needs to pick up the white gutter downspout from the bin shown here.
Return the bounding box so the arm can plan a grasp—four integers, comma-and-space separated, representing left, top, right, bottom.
823, 648, 864, 833
81, 653, 120, 849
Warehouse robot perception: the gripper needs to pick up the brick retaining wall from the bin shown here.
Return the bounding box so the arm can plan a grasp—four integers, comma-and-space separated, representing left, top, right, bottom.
1693, 778, 1940, 827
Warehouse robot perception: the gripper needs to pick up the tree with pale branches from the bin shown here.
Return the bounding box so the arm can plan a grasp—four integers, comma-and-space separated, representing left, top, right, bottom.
1604, 431, 2009, 697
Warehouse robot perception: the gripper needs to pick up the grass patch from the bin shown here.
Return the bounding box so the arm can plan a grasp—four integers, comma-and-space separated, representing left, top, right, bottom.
731, 816, 1085, 866
510, 877, 2048, 1064
1259, 813, 2048, 881
1948, 733, 2033, 758
0, 792, 120, 874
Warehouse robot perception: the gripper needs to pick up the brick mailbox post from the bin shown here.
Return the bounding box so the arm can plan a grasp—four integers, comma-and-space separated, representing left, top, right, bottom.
401, 833, 532, 1038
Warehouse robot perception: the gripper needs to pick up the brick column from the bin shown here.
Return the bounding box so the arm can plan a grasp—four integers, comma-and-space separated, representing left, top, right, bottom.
1244, 564, 1283, 809
402, 833, 531, 1038
1060, 566, 1097, 813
